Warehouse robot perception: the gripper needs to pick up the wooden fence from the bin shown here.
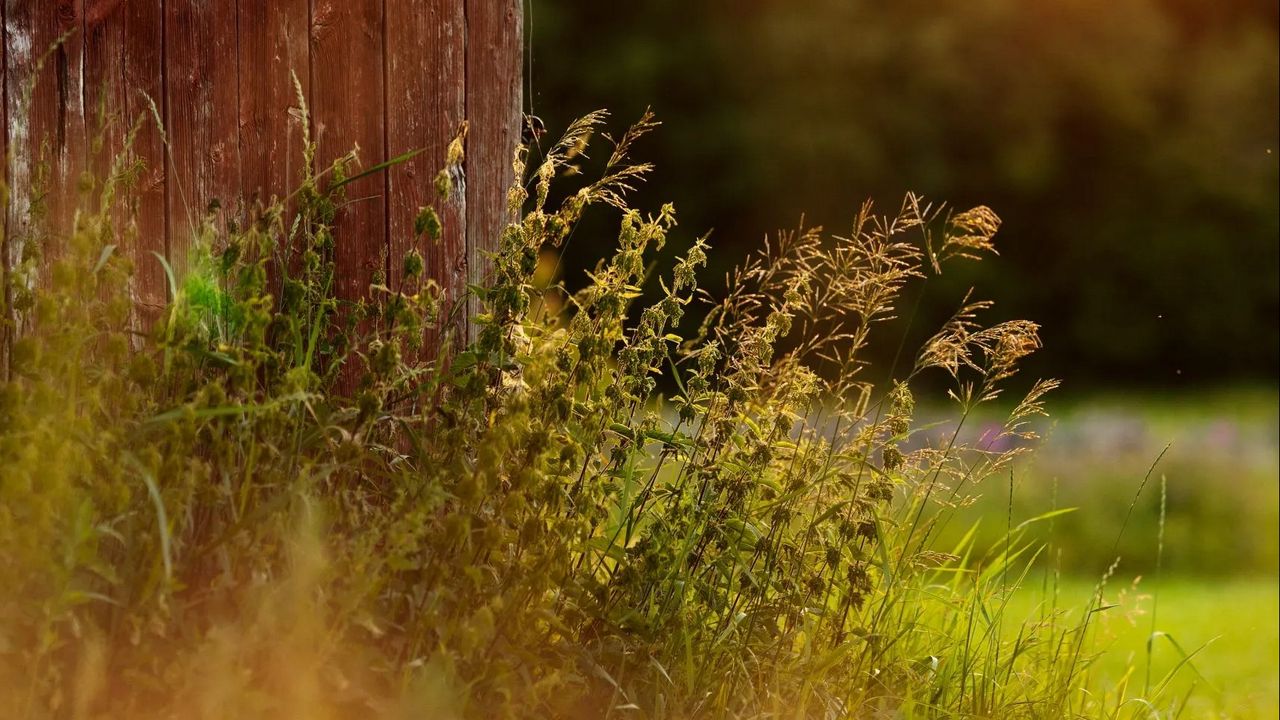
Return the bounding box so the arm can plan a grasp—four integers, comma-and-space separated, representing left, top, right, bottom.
2, 0, 522, 340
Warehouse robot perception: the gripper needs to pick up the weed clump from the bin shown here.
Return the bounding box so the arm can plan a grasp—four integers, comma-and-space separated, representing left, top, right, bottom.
0, 109, 1184, 720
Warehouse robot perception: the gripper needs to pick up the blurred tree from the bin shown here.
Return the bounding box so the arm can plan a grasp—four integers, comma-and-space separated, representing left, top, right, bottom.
529, 0, 1278, 388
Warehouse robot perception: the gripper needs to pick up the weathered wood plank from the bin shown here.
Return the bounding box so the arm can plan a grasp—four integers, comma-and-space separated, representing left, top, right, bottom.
310, 0, 386, 308
163, 0, 240, 275
386, 0, 466, 350
0, 3, 5, 184
238, 0, 310, 303
84, 0, 124, 179
2, 0, 524, 359
465, 0, 523, 340
4, 0, 87, 289
1, 1, 8, 372
121, 0, 165, 316
238, 0, 310, 210
83, 0, 126, 312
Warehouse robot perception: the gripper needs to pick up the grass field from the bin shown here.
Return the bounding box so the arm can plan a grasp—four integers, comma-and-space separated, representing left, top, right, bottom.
927, 387, 1278, 579
948, 389, 1278, 718
1007, 577, 1279, 720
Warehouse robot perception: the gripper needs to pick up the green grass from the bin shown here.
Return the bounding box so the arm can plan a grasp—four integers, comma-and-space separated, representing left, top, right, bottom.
1007, 577, 1279, 720
930, 388, 1279, 577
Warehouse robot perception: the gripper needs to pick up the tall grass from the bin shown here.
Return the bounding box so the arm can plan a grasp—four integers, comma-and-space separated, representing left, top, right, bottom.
0, 105, 1205, 719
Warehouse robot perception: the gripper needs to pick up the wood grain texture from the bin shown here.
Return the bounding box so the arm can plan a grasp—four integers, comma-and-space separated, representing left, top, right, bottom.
84, 0, 124, 177
238, 0, 309, 211
4, 0, 87, 288
310, 0, 386, 306
465, 0, 523, 340
82, 0, 124, 311
163, 0, 240, 275
1, 1, 8, 374
386, 0, 465, 350
121, 0, 165, 315
1, 0, 524, 360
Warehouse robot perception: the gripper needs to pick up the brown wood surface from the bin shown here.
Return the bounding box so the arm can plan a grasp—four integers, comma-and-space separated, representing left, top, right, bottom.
83, 0, 124, 313
84, 0, 124, 185
386, 0, 466, 348
121, 0, 166, 315
311, 0, 386, 308
465, 0, 523, 340
238, 0, 310, 304
5, 0, 87, 289
1, 1, 7, 374
163, 0, 240, 275
2, 0, 521, 358
238, 0, 309, 212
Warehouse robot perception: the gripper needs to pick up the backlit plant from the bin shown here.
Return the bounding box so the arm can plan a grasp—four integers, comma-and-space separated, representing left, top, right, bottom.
0, 104, 1197, 720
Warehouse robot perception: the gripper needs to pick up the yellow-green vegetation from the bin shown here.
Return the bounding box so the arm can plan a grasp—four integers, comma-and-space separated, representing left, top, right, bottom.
0, 110, 1241, 719
1007, 578, 1279, 720
932, 389, 1280, 578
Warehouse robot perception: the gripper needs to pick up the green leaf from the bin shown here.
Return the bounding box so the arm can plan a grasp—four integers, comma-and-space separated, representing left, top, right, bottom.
415, 206, 442, 240
330, 147, 425, 191
151, 250, 178, 301
93, 244, 117, 274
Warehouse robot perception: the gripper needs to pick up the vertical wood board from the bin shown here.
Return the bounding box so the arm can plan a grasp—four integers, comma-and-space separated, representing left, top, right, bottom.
2, 1, 522, 360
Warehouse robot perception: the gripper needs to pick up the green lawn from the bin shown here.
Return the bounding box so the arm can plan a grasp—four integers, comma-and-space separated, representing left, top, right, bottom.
1007, 576, 1279, 719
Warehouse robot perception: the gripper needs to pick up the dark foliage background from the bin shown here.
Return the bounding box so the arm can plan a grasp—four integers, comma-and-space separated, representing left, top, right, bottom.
527, 0, 1279, 390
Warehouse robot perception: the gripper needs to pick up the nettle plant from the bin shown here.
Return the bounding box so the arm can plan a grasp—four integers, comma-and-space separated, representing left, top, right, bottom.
1, 106, 1116, 720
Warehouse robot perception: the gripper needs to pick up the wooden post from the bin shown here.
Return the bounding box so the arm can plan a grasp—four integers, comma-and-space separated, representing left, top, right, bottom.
1, 0, 522, 359
387, 0, 467, 346
120, 0, 167, 319
4, 0, 86, 292
465, 0, 523, 340
163, 1, 240, 273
